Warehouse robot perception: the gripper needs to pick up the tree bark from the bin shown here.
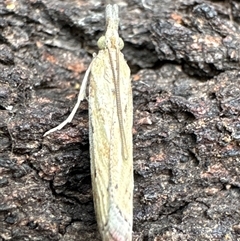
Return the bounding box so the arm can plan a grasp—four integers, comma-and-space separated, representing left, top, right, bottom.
0, 0, 240, 240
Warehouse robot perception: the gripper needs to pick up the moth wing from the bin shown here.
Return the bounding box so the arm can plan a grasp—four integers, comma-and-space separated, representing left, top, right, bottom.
89, 49, 133, 241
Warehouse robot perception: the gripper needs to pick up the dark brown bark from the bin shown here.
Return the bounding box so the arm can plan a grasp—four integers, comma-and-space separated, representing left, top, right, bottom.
0, 0, 240, 240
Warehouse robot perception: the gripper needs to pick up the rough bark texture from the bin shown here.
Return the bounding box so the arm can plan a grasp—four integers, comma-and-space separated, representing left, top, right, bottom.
1, 0, 240, 240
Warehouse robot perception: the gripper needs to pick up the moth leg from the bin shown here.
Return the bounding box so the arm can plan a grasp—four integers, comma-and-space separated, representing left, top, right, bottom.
43, 60, 93, 137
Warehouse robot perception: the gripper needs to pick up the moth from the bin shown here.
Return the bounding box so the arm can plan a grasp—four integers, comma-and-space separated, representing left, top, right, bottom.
44, 4, 133, 241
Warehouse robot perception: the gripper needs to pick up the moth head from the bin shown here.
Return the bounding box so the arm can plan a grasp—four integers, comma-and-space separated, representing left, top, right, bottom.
97, 35, 124, 50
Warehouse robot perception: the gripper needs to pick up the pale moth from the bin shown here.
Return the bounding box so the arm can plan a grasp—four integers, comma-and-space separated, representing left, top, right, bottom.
44, 4, 133, 241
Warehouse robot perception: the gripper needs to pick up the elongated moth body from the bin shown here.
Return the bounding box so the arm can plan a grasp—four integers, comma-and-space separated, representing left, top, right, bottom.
43, 4, 133, 241
90, 5, 133, 241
